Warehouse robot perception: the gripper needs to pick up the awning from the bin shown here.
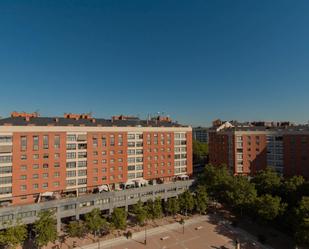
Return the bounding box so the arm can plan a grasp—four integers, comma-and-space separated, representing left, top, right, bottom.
135, 179, 148, 184
178, 175, 189, 179
98, 185, 109, 192
125, 180, 136, 185
41, 192, 53, 197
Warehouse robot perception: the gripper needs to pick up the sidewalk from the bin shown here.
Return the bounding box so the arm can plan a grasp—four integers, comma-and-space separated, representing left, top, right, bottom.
80, 215, 273, 249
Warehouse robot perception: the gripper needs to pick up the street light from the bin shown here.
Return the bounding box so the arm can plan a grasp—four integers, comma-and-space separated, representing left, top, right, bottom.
179, 218, 185, 234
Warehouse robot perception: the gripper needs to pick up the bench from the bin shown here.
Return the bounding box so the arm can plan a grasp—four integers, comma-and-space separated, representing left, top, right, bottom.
160, 236, 170, 240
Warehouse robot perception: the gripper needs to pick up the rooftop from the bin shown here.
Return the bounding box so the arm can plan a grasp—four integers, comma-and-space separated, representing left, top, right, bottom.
0, 112, 186, 128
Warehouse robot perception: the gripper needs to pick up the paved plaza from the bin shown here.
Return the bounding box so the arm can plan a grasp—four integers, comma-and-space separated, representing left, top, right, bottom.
81, 215, 271, 249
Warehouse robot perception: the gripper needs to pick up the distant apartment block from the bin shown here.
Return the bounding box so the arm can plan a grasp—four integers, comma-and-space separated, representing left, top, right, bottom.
209, 121, 309, 178
193, 127, 209, 143
0, 112, 192, 206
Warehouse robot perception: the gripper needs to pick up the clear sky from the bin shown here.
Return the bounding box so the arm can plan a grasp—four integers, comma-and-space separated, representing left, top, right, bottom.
0, 0, 308, 126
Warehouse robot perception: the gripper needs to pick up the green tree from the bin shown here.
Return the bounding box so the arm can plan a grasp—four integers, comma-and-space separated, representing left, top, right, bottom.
179, 190, 194, 215
145, 198, 163, 219
193, 140, 208, 164
200, 164, 233, 202
132, 200, 147, 225
194, 185, 208, 214
153, 197, 163, 219
34, 210, 58, 248
165, 198, 180, 216
67, 220, 86, 238
85, 208, 108, 237
111, 208, 127, 230
226, 176, 257, 216
294, 197, 309, 245
255, 194, 287, 222
252, 168, 282, 195
0, 221, 27, 249
281, 176, 305, 205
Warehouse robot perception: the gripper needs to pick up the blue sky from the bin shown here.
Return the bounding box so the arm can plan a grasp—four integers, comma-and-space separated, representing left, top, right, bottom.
0, 0, 308, 126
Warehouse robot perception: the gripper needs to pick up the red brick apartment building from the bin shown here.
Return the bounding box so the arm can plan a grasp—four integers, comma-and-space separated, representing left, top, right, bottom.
209, 121, 309, 179
0, 112, 192, 206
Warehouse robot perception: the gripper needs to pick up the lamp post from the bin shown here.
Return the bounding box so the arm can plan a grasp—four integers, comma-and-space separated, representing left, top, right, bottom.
144, 225, 147, 245
179, 218, 185, 234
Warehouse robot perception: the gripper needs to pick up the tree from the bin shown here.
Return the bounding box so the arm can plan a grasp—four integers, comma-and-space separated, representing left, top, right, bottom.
193, 140, 208, 165
145, 198, 162, 219
34, 210, 58, 248
178, 190, 194, 215
85, 208, 108, 237
111, 208, 127, 230
0, 220, 27, 249
132, 200, 147, 225
165, 198, 180, 216
67, 220, 86, 238
200, 164, 233, 202
294, 197, 309, 245
252, 168, 282, 195
153, 197, 163, 219
255, 194, 287, 222
194, 185, 208, 214
226, 176, 257, 216
281, 176, 305, 205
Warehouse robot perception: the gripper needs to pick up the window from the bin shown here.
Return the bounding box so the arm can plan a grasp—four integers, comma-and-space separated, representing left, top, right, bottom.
78, 161, 87, 167
54, 135, 60, 148
21, 136, 27, 151
33, 154, 39, 159
66, 179, 76, 186
33, 164, 39, 169
33, 184, 39, 189
0, 176, 12, 184
43, 154, 49, 159
20, 185, 27, 191
0, 136, 12, 143
43, 163, 49, 169
118, 135, 123, 146
110, 150, 115, 155
66, 152, 76, 159
102, 150, 106, 155
43, 135, 49, 149
78, 152, 87, 158
78, 178, 87, 185
54, 172, 60, 178
20, 165, 27, 171
53, 182, 60, 187
66, 143, 76, 150
54, 153, 60, 159
78, 170, 87, 176
42, 173, 48, 179
66, 162, 76, 168
93, 151, 98, 156
42, 183, 48, 188
33, 136, 39, 151
0, 166, 12, 174
0, 156, 12, 163
93, 137, 98, 147
102, 167, 107, 173
110, 135, 115, 146
67, 135, 76, 141
20, 175, 27, 180
0, 187, 12, 194
66, 171, 76, 177
93, 160, 98, 165
20, 155, 27, 160
102, 136, 107, 146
